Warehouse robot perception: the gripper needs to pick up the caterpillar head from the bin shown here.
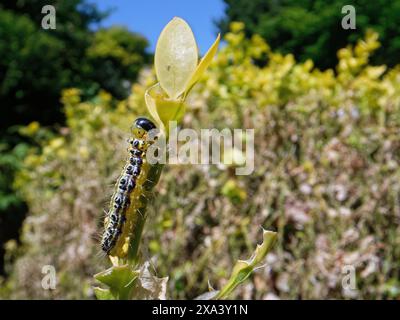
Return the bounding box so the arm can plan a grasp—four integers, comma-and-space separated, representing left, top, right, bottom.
131, 117, 157, 139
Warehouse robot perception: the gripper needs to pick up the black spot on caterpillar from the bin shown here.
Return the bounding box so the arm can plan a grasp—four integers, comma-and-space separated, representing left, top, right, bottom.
101, 117, 157, 257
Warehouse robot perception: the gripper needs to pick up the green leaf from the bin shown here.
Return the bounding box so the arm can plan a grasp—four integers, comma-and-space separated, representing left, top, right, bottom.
94, 265, 140, 299
183, 33, 220, 98
215, 229, 277, 299
93, 287, 113, 300
145, 83, 186, 135
145, 83, 164, 131
155, 17, 198, 100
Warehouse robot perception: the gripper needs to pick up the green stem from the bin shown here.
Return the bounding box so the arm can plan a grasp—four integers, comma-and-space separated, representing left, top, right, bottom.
127, 163, 164, 264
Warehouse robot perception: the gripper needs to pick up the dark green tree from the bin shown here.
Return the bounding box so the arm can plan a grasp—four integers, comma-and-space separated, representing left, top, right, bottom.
0, 0, 150, 274
217, 0, 400, 69
0, 0, 150, 128
86, 26, 150, 99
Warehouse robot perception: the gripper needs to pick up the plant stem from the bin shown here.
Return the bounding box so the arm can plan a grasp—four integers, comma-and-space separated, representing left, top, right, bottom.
127, 163, 164, 265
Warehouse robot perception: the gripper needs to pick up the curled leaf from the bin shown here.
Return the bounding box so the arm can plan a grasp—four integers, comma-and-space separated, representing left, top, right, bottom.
145, 83, 186, 135
184, 33, 220, 98
215, 229, 277, 299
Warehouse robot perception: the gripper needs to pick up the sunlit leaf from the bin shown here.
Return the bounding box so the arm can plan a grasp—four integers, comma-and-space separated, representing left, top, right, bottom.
215, 229, 277, 299
184, 33, 220, 98
94, 265, 139, 299
93, 287, 113, 300
145, 83, 186, 135
155, 17, 198, 100
145, 83, 165, 131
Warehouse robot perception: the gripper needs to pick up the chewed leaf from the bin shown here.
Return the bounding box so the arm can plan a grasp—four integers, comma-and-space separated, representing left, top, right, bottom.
215, 229, 277, 299
184, 33, 220, 98
155, 17, 198, 100
132, 261, 169, 300
94, 264, 139, 300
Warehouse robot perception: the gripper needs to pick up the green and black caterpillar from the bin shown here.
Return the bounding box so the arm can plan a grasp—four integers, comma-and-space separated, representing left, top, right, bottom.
101, 117, 158, 257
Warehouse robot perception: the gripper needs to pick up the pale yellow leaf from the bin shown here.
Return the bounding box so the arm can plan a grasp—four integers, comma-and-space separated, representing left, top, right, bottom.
155, 17, 198, 100
145, 83, 186, 136
184, 33, 220, 97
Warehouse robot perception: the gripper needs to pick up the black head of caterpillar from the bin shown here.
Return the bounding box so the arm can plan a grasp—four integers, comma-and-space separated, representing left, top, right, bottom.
101, 117, 157, 255
133, 117, 157, 133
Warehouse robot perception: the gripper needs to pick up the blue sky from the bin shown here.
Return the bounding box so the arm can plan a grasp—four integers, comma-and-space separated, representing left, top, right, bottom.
94, 0, 225, 55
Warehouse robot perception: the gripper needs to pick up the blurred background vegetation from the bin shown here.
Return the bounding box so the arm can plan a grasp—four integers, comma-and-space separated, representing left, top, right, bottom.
218, 0, 400, 69
0, 0, 400, 299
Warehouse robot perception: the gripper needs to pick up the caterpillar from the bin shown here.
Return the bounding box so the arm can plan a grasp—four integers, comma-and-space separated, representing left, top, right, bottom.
101, 117, 158, 257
